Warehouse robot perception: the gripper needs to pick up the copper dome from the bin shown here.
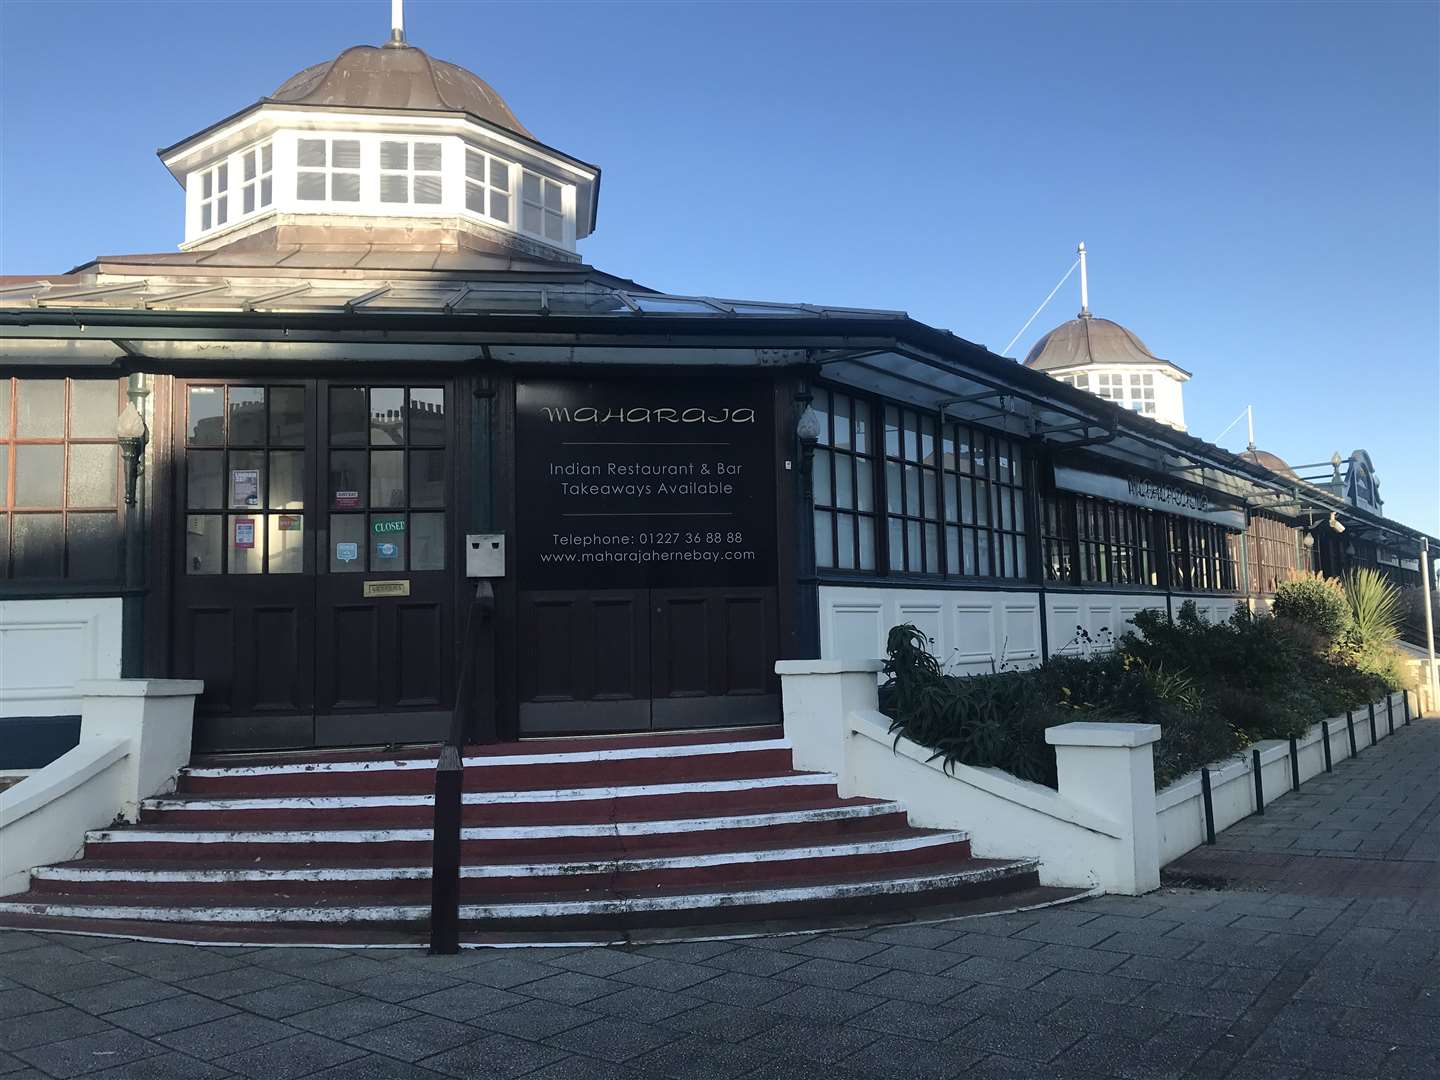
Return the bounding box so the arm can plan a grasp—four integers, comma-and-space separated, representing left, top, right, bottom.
1241, 449, 1299, 479
269, 43, 533, 140
1024, 315, 1189, 377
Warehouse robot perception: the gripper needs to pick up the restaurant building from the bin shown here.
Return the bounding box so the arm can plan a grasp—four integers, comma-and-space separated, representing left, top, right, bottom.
2, 25, 1436, 767
1, 10, 1437, 942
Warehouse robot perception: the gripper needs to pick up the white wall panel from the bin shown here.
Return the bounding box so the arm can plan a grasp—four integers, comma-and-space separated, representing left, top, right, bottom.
1045, 592, 1165, 655
819, 586, 1041, 674
0, 599, 123, 718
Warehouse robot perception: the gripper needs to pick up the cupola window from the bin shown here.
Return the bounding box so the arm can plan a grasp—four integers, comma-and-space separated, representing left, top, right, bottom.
380, 140, 443, 205
297, 138, 361, 202
241, 143, 273, 215
464, 148, 513, 224
521, 170, 565, 244
200, 164, 228, 231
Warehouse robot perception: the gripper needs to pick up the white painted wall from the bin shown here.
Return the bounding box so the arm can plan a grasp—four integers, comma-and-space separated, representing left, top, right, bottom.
819, 585, 1042, 674
0, 679, 203, 896
0, 598, 123, 719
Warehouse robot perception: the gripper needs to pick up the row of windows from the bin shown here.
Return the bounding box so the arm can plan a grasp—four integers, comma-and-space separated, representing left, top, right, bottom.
197, 137, 569, 246
0, 378, 124, 581
1055, 371, 1158, 415
811, 388, 1028, 581
200, 144, 273, 232
806, 383, 1243, 594
1248, 513, 1312, 595
1038, 491, 1240, 592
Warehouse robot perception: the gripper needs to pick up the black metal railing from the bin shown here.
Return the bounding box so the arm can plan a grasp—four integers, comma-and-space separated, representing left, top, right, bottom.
430, 581, 496, 955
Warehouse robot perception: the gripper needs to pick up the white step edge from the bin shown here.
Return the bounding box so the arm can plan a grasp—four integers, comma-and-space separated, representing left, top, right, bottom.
85, 802, 905, 845
143, 773, 837, 812
36, 832, 969, 884
0, 860, 1040, 924
183, 738, 792, 777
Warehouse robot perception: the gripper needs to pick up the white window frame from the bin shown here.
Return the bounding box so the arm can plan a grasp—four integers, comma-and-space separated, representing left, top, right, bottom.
296, 136, 363, 204
464, 146, 514, 225
199, 163, 229, 232
520, 169, 567, 245
240, 143, 274, 217
379, 138, 444, 206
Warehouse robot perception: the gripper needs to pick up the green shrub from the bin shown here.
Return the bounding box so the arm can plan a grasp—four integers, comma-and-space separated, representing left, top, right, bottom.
1272, 573, 1351, 640
880, 596, 1404, 794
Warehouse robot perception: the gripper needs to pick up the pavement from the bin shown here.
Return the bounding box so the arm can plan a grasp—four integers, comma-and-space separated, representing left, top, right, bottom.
0, 718, 1435, 1080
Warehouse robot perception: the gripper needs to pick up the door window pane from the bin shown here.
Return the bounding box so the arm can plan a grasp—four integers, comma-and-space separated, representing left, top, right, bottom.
67, 444, 117, 507
0, 380, 11, 435
15, 445, 63, 506
67, 512, 119, 579
0, 515, 8, 577
269, 387, 305, 445
12, 513, 63, 577
370, 451, 405, 508
186, 515, 221, 573
269, 450, 305, 509
329, 387, 368, 446
188, 450, 224, 509
16, 380, 64, 437
187, 386, 225, 445
329, 450, 367, 508
229, 387, 266, 445
228, 450, 265, 509
370, 513, 407, 569
69, 381, 119, 438
330, 514, 366, 573
267, 514, 304, 574
228, 515, 263, 574
0, 445, 8, 503
411, 513, 445, 570
409, 449, 445, 507
370, 388, 405, 445
408, 388, 444, 444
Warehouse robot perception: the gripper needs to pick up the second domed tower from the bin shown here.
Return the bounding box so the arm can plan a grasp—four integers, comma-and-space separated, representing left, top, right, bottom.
1024, 244, 1190, 431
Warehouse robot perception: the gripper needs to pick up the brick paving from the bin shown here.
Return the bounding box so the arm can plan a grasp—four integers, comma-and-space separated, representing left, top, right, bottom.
0, 719, 1435, 1079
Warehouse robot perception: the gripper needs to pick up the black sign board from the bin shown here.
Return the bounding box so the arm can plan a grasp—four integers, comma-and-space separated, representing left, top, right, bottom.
516, 378, 776, 588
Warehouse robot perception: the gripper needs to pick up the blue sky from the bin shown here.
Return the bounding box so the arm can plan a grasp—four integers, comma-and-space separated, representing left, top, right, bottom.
2, 0, 1436, 533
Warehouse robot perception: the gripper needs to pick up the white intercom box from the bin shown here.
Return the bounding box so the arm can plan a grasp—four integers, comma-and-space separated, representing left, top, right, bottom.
465, 533, 506, 578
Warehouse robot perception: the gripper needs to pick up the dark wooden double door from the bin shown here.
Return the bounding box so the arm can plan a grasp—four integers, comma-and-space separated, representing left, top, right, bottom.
171, 379, 456, 751
518, 587, 779, 733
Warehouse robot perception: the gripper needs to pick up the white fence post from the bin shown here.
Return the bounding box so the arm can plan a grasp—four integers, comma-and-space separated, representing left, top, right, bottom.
75, 678, 205, 821
1046, 722, 1162, 894
774, 660, 884, 781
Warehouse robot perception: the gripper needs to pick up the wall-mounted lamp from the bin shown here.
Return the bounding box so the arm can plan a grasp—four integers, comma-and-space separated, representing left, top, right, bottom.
116, 403, 147, 506
1328, 512, 1345, 534
1302, 532, 1315, 549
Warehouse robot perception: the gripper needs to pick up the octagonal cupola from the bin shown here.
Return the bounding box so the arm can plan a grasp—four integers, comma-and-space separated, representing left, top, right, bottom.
157, 2, 598, 261
1025, 244, 1191, 431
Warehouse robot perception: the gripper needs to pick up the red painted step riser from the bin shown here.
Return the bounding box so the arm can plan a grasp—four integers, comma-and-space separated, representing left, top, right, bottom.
6, 869, 1043, 937
31, 842, 974, 900
140, 785, 839, 829
186, 727, 785, 771
82, 813, 912, 863
177, 751, 797, 797
455, 870, 1045, 933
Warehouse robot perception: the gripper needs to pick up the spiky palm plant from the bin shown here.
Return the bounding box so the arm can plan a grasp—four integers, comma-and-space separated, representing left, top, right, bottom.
1343, 568, 1403, 647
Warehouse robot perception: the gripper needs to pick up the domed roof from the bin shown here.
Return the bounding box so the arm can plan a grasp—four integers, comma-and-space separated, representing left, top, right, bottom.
1024, 315, 1189, 376
269, 43, 533, 140
1241, 449, 1298, 479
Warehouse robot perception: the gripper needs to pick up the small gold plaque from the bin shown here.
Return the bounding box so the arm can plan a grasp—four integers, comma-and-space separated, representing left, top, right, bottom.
362, 580, 411, 598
